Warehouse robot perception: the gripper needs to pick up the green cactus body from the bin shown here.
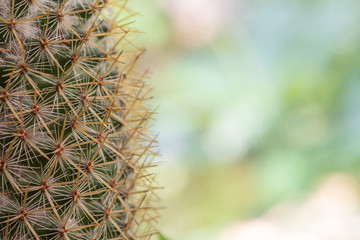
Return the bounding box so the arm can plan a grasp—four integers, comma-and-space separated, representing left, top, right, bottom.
0, 0, 157, 239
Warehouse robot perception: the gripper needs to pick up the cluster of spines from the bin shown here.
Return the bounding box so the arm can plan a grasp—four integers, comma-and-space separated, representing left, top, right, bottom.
0, 0, 159, 239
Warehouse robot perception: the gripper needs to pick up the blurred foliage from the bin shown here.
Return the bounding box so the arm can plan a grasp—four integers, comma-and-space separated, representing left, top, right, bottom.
157, 233, 170, 240
129, 0, 360, 239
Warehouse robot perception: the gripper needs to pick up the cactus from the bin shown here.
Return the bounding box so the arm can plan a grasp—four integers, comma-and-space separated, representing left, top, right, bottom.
0, 0, 158, 239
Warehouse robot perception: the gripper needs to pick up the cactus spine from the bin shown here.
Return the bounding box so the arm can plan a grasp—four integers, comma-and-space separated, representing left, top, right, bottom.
0, 0, 158, 239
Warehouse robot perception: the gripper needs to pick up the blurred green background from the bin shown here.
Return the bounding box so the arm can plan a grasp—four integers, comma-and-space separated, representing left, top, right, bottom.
128, 0, 360, 239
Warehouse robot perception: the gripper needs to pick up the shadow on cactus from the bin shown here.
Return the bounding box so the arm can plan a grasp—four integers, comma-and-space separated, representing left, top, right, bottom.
0, 0, 159, 239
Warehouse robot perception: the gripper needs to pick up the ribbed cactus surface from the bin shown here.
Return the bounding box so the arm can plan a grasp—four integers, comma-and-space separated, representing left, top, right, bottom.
0, 0, 158, 239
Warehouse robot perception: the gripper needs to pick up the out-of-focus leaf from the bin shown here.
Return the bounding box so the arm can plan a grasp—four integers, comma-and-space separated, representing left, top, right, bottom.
157, 233, 170, 240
